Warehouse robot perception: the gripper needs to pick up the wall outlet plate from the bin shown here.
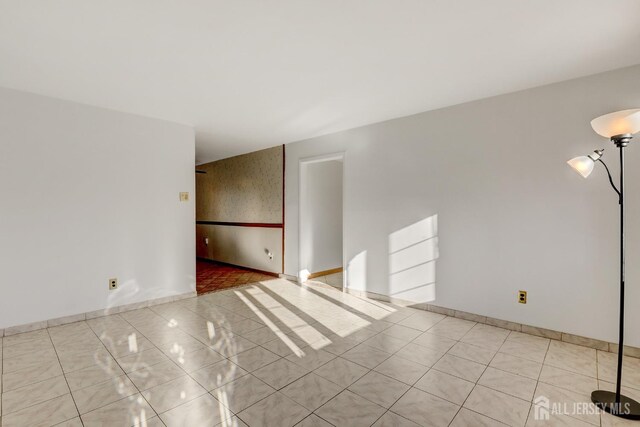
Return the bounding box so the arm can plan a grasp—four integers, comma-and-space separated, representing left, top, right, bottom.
109, 278, 118, 290
518, 290, 527, 304
179, 192, 189, 202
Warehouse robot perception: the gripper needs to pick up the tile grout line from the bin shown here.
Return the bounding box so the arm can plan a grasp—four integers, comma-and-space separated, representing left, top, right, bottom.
309, 279, 639, 361
0, 345, 64, 408
151, 300, 576, 426
260, 313, 399, 425
189, 293, 615, 425
316, 312, 425, 423
116, 309, 236, 424
58, 325, 146, 423
523, 331, 604, 426
162, 280, 339, 414
370, 316, 537, 426
364, 321, 450, 426
440, 324, 508, 426
141, 299, 260, 424
3, 284, 624, 427
595, 350, 603, 427
310, 362, 375, 426
1, 291, 197, 339
159, 290, 625, 425
327, 313, 458, 425
527, 334, 552, 426
538, 339, 606, 427
313, 314, 451, 427
4, 323, 328, 427
225, 330, 352, 420
45, 327, 85, 426
82, 315, 169, 425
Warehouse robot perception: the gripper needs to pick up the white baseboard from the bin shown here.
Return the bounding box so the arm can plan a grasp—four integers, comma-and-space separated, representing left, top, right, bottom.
1, 290, 197, 337
311, 282, 640, 359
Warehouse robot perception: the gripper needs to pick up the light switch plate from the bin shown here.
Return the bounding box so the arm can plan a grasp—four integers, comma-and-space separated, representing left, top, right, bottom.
179, 192, 189, 202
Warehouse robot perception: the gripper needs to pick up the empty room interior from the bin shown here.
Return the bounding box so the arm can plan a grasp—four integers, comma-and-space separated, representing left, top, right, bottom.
1, 1, 640, 426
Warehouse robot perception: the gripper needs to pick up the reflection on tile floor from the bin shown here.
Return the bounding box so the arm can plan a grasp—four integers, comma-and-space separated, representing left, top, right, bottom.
1, 278, 639, 426
196, 259, 276, 294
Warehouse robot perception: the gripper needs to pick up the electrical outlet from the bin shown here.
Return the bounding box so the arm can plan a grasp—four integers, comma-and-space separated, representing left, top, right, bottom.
179, 192, 189, 202
109, 278, 118, 290
518, 290, 527, 304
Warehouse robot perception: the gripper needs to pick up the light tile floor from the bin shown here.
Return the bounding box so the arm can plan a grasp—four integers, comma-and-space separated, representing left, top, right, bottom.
1, 278, 639, 427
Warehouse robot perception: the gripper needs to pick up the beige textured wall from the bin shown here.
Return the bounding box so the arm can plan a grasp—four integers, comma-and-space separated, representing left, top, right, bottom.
196, 146, 283, 223
196, 145, 284, 272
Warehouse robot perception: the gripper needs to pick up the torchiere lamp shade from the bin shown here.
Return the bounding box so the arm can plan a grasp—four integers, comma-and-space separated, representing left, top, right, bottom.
591, 109, 640, 138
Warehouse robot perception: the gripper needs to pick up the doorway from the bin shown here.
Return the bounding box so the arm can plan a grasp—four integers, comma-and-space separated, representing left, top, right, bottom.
299, 153, 344, 287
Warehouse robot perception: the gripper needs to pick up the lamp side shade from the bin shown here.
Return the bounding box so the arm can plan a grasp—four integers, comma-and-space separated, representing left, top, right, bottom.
567, 156, 595, 178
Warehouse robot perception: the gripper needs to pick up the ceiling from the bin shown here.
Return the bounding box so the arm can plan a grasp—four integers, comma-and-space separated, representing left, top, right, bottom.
1, 1, 639, 164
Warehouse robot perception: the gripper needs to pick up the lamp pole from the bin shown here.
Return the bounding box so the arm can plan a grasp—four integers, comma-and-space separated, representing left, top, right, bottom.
568, 109, 640, 419
617, 141, 625, 404
590, 133, 640, 419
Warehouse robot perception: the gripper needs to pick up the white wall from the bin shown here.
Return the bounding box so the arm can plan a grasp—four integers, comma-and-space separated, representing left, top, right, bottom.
300, 159, 343, 274
0, 87, 195, 329
285, 65, 640, 346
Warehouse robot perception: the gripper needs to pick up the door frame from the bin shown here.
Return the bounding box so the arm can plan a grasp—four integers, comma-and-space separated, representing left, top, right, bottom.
298, 152, 345, 286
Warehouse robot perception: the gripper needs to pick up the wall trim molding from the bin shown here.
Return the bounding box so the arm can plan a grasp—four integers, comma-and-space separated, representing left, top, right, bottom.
196, 220, 283, 228
0, 290, 197, 337
308, 267, 343, 279
300, 279, 640, 360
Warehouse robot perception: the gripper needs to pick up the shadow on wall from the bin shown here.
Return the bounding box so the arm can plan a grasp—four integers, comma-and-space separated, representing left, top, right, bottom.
388, 215, 439, 302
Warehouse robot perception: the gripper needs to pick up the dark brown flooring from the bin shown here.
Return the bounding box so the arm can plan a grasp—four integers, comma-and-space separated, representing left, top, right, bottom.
196, 259, 276, 295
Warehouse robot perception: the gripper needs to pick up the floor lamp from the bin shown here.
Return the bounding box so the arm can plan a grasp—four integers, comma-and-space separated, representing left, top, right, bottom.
567, 109, 640, 420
